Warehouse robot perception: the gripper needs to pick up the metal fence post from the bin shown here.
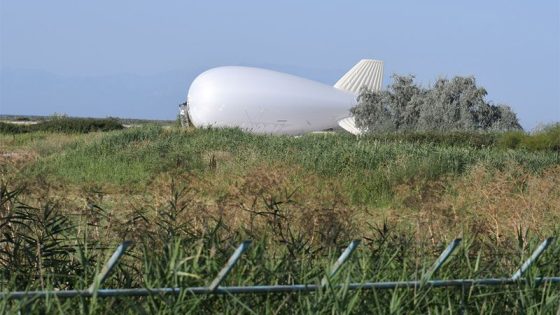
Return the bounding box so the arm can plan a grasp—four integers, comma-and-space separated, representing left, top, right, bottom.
88, 241, 132, 293
208, 241, 252, 292
321, 240, 361, 287
421, 239, 463, 313
1, 236, 558, 300
512, 237, 555, 281
422, 238, 462, 282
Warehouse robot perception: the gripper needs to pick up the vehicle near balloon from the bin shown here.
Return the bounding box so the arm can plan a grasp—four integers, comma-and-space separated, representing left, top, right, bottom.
181, 59, 384, 135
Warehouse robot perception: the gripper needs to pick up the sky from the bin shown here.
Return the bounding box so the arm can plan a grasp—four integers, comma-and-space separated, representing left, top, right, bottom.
1, 0, 559, 129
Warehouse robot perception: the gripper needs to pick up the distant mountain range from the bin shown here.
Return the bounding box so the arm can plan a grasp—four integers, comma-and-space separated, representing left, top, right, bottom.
0, 65, 346, 120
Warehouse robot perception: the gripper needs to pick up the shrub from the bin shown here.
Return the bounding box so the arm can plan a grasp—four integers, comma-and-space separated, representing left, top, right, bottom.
352, 75, 522, 133
363, 131, 498, 148
0, 122, 24, 133
0, 118, 124, 134
498, 123, 560, 151
497, 131, 525, 149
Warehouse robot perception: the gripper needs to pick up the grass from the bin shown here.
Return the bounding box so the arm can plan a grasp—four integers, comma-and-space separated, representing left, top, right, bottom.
498, 123, 560, 151
1, 123, 559, 313
17, 126, 560, 192
0, 117, 124, 134
0, 182, 558, 314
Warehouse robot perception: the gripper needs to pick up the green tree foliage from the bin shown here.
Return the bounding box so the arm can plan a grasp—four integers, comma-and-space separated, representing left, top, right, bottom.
351, 75, 522, 133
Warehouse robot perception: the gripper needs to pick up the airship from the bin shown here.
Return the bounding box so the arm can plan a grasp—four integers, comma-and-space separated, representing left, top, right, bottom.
181, 59, 383, 135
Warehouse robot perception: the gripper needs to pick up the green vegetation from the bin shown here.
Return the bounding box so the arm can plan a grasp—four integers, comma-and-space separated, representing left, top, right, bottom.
0, 118, 124, 134
1, 123, 559, 313
363, 123, 560, 152
20, 125, 560, 191
352, 75, 522, 132
498, 123, 560, 151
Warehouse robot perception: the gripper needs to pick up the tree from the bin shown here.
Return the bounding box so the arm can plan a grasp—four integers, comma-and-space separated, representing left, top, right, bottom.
387, 75, 425, 131
417, 77, 490, 131
489, 105, 523, 131
351, 75, 426, 132
351, 88, 395, 132
352, 75, 522, 133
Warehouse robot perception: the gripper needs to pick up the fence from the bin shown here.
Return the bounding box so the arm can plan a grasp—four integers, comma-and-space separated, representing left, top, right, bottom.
2, 237, 558, 300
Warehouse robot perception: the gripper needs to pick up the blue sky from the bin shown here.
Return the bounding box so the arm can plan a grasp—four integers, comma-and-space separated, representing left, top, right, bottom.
1, 0, 559, 129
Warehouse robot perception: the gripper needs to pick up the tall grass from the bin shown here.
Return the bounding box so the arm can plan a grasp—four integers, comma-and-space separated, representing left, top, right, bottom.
1, 125, 559, 313
498, 123, 560, 151
19, 126, 559, 198
0, 182, 558, 314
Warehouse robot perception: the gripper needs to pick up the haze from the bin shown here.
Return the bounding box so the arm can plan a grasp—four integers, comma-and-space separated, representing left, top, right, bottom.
1, 1, 558, 130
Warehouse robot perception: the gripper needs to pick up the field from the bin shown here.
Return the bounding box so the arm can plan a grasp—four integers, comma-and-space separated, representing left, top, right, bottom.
1, 123, 559, 313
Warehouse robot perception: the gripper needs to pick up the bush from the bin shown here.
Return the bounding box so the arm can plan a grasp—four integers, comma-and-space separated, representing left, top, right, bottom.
363, 131, 499, 148
0, 118, 124, 134
498, 123, 560, 151
0, 122, 24, 133
498, 131, 524, 149
352, 75, 522, 133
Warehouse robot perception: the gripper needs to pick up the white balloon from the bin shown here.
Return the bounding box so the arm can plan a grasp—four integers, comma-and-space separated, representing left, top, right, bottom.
185, 60, 383, 135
